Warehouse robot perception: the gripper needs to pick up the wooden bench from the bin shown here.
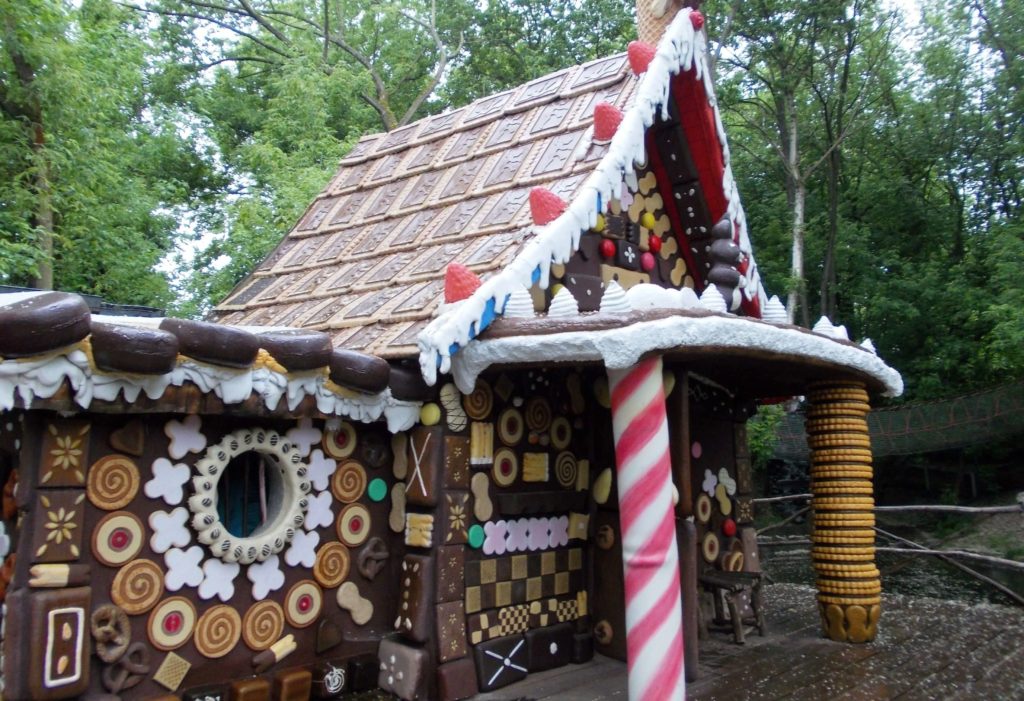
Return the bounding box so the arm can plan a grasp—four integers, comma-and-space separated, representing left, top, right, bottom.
698, 570, 767, 644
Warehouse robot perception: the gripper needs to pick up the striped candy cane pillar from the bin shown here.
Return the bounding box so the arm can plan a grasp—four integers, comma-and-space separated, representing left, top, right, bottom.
608, 357, 686, 700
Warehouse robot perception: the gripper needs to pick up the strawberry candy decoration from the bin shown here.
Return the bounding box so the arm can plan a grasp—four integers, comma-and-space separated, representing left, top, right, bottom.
593, 102, 623, 142
690, 11, 705, 30
443, 263, 481, 303
627, 41, 657, 75
529, 187, 567, 226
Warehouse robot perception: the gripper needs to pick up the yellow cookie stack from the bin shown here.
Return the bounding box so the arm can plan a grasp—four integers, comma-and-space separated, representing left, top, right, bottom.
806, 380, 881, 643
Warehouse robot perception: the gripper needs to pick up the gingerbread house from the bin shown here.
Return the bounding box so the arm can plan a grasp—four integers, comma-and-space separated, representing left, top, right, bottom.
0, 3, 902, 700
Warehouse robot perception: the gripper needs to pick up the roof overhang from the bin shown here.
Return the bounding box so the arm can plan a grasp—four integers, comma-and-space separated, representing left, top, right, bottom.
449, 309, 903, 400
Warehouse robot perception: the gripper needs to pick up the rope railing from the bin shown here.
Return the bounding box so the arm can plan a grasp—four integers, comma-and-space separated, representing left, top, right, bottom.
773, 380, 1024, 459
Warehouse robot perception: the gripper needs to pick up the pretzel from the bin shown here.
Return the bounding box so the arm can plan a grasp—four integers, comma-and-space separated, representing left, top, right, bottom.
101, 641, 150, 693
91, 604, 131, 664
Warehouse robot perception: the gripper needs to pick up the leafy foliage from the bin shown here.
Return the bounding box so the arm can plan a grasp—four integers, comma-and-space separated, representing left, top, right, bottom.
0, 0, 1019, 400
0, 0, 221, 306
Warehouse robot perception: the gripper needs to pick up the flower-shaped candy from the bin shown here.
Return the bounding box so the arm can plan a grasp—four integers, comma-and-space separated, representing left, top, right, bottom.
284, 529, 320, 568
718, 468, 737, 496
164, 545, 204, 591
287, 418, 322, 458
164, 415, 206, 460
483, 520, 508, 556
702, 469, 718, 497
248, 555, 285, 600
149, 507, 191, 554
144, 458, 190, 506
506, 519, 530, 553
527, 518, 550, 552
306, 449, 335, 493
198, 559, 239, 601
304, 491, 334, 530
549, 516, 570, 549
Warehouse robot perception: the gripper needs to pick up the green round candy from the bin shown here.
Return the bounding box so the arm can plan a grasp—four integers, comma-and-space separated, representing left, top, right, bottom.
367, 478, 388, 503
468, 524, 485, 549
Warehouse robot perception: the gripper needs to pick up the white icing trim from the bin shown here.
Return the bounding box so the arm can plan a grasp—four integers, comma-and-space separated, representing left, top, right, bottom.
418, 10, 767, 384
449, 315, 903, 397
44, 607, 84, 688
0, 349, 420, 432
187, 428, 310, 565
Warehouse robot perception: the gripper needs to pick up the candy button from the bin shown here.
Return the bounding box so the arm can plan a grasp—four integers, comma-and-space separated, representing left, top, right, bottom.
468, 524, 485, 549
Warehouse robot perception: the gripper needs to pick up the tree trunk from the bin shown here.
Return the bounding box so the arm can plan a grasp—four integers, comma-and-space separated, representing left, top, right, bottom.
789, 179, 806, 325
31, 122, 54, 290
820, 147, 840, 319
784, 102, 806, 325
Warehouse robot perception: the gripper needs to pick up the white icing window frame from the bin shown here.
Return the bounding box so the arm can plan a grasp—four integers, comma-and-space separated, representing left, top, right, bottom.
187, 428, 311, 564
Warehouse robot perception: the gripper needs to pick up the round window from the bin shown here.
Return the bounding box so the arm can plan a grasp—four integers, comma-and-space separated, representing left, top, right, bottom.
188, 428, 311, 564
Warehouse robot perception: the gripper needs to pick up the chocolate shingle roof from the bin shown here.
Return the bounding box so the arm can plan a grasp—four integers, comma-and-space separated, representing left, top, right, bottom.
211, 54, 636, 358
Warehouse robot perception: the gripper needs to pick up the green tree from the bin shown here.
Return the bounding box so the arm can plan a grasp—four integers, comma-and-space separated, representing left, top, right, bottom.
0, 0, 220, 306
441, 0, 635, 105
710, 0, 900, 325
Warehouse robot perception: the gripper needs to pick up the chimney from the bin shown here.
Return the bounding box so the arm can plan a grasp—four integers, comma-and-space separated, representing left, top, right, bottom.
635, 0, 703, 44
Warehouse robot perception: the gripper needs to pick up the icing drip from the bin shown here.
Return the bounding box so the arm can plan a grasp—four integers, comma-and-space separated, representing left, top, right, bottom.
548, 288, 581, 317
860, 338, 877, 354
0, 349, 420, 433
599, 281, 632, 315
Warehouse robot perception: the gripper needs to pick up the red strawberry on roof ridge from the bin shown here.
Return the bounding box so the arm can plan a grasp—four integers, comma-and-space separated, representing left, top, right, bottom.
529, 187, 567, 226
690, 11, 705, 30
628, 41, 657, 75
444, 263, 481, 303
593, 102, 623, 142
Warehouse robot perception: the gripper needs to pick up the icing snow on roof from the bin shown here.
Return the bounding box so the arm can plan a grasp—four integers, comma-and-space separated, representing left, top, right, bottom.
417, 10, 765, 384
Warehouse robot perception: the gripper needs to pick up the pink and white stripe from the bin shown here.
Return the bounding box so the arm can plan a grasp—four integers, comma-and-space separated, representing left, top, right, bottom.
608, 357, 685, 700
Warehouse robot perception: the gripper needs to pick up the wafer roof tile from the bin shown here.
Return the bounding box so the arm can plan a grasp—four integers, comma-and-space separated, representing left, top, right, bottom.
211, 52, 635, 356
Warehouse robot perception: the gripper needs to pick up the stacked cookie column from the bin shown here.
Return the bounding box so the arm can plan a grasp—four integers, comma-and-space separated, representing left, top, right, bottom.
805, 381, 881, 643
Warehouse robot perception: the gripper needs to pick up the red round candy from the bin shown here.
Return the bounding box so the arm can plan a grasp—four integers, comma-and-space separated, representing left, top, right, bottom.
350, 517, 362, 532
648, 236, 662, 254
640, 252, 656, 272
164, 612, 182, 634
722, 518, 737, 537
690, 11, 705, 30
110, 528, 130, 550
600, 238, 616, 259
298, 594, 312, 612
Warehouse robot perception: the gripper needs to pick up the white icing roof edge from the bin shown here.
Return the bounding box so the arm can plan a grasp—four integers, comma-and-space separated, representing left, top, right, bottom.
417, 9, 767, 385
0, 349, 420, 433
449, 314, 904, 398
